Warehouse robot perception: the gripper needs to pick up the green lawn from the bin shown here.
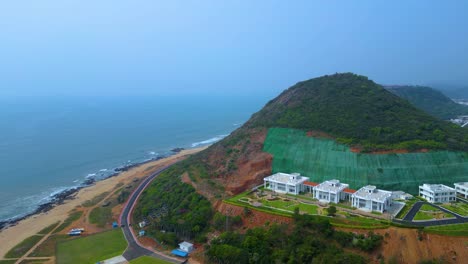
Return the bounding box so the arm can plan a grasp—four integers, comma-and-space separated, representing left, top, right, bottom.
260, 198, 318, 214
425, 223, 468, 236
82, 192, 110, 207
5, 235, 44, 258
0, 260, 17, 264
89, 206, 113, 227
413, 211, 434, 221
56, 229, 127, 264
440, 203, 468, 216
129, 256, 172, 264
420, 204, 438, 212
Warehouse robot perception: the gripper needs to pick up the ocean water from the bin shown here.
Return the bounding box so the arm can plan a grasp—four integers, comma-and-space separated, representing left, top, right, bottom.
0, 95, 267, 222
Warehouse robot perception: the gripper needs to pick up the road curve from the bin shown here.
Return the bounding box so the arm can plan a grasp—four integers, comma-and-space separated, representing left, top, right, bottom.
119, 165, 184, 263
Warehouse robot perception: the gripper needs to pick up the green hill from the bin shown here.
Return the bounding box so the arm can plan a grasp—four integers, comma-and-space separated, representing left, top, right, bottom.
386, 85, 468, 120
133, 73, 468, 244
244, 73, 467, 151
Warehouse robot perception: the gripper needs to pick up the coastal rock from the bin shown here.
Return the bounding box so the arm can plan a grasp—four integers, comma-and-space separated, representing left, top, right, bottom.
171, 147, 185, 153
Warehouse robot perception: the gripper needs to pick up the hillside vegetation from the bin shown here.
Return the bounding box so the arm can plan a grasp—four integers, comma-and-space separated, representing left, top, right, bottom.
245, 73, 468, 151
386, 85, 468, 120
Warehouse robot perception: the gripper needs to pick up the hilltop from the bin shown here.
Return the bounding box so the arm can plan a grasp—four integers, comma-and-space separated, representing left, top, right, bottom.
386, 85, 468, 120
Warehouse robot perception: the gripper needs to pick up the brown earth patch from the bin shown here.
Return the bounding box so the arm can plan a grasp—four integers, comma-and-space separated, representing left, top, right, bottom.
306, 130, 334, 139
337, 227, 467, 264
215, 202, 292, 229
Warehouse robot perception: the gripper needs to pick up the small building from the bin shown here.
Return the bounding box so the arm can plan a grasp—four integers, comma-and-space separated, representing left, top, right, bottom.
454, 182, 468, 198
391, 191, 413, 200
138, 221, 146, 228
112, 222, 118, 228
263, 172, 309, 195
351, 185, 393, 213
419, 184, 456, 203
139, 230, 145, 236
313, 179, 349, 203
179, 241, 194, 253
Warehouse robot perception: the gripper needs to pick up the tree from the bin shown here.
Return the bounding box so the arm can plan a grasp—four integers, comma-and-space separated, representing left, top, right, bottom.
327, 206, 337, 216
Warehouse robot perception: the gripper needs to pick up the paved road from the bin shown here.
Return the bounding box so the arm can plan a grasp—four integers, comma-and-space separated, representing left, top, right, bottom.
394, 201, 468, 227
120, 166, 183, 263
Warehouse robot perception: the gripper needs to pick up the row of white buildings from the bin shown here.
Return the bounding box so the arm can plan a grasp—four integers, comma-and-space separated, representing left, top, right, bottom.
263, 172, 467, 213
419, 182, 468, 202
263, 173, 395, 213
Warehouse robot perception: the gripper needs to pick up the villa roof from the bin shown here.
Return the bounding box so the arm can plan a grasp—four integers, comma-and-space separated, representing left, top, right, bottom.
304, 181, 319, 187
343, 188, 356, 194
314, 179, 349, 193
264, 172, 309, 185
352, 185, 392, 202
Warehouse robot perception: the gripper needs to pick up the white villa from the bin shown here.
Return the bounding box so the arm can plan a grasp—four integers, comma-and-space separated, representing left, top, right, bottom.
391, 191, 413, 200
351, 185, 393, 213
263, 172, 309, 195
454, 182, 468, 199
313, 179, 350, 203
419, 184, 456, 203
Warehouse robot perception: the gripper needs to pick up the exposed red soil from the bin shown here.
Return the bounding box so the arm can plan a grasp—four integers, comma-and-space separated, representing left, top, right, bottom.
350, 147, 430, 154
215, 202, 292, 229
306, 130, 334, 139
337, 227, 468, 264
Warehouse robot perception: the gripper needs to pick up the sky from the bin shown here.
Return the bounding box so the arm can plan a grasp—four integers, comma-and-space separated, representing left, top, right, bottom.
0, 1, 467, 96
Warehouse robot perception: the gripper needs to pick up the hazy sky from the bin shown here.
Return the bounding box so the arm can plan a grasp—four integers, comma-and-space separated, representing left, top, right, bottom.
1, 1, 467, 96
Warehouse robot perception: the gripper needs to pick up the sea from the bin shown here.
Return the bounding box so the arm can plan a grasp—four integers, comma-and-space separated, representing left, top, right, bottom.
0, 95, 268, 223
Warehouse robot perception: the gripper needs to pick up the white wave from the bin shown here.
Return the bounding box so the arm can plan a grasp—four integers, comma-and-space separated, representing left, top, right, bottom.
99, 169, 108, 172
149, 151, 157, 155
233, 123, 241, 126
191, 134, 228, 147
86, 173, 96, 178
73, 179, 79, 183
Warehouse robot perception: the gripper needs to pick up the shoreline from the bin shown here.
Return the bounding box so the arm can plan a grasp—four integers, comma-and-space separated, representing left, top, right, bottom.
0, 146, 206, 258
0, 148, 188, 230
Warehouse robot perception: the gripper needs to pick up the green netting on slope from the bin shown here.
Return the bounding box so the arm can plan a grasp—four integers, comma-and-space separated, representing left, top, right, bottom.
263, 128, 468, 194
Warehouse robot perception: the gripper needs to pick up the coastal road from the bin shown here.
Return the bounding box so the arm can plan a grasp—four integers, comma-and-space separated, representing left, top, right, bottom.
119, 165, 183, 263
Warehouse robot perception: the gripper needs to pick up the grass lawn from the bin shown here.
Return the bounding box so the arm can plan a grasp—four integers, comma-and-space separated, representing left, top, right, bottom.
420, 204, 438, 212
441, 203, 468, 216
82, 192, 110, 207
261, 198, 318, 214
0, 260, 17, 264
56, 229, 127, 264
425, 223, 468, 236
29, 234, 69, 257
413, 211, 434, 221
89, 206, 113, 227
5, 235, 44, 258
129, 256, 172, 264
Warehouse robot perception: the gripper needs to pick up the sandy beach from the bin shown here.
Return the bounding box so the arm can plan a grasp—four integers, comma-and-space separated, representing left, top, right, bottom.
0, 147, 206, 258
